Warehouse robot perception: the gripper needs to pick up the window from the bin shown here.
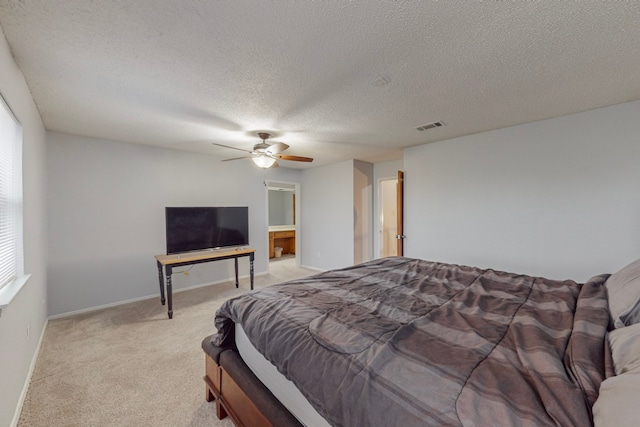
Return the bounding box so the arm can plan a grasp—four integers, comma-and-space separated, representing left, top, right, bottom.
0, 94, 23, 297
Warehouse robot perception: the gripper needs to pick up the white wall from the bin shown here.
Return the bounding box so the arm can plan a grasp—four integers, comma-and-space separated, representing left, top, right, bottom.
0, 31, 48, 427
353, 160, 373, 264
301, 160, 354, 270
46, 132, 300, 316
404, 101, 640, 282
373, 159, 403, 182
373, 160, 403, 258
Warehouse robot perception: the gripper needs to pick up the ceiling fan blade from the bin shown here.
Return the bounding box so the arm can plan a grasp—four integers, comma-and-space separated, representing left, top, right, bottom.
266, 142, 289, 155
221, 156, 251, 162
212, 143, 253, 154
270, 161, 280, 168
276, 154, 314, 162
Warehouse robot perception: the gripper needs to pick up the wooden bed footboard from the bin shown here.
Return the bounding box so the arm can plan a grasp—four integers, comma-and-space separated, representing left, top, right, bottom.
202, 335, 303, 427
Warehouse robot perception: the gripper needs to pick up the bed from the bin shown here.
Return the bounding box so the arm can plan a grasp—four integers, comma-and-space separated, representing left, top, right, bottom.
202, 256, 640, 426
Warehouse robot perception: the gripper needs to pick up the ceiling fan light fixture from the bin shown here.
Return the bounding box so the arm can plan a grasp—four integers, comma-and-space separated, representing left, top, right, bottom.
252, 154, 276, 168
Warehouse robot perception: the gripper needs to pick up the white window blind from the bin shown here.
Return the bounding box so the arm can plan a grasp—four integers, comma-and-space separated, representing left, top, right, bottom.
0, 95, 23, 292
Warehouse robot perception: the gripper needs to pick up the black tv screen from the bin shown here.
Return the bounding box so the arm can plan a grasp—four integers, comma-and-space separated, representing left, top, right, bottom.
165, 207, 249, 254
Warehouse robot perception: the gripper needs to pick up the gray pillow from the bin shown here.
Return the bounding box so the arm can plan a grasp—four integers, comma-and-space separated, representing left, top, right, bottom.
604, 257, 640, 328
619, 301, 640, 327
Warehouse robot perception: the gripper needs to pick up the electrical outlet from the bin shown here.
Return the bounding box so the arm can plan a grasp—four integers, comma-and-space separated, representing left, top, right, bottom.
317, 252, 321, 258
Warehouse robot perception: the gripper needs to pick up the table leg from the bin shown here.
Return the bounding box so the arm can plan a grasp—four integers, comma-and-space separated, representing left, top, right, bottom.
250, 253, 254, 290
166, 265, 173, 319
157, 260, 165, 305
234, 257, 239, 288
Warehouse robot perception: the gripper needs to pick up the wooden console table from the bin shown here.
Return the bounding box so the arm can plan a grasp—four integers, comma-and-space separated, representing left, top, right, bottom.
155, 248, 255, 319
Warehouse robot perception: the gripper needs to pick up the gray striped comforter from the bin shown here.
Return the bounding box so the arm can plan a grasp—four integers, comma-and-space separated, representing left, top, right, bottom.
213, 257, 610, 427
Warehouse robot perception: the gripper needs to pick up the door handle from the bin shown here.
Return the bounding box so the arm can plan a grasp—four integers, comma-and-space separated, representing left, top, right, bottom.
395, 235, 406, 239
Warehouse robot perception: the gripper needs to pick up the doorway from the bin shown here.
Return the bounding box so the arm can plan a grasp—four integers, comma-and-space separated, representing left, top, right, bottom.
266, 181, 301, 268
379, 178, 398, 257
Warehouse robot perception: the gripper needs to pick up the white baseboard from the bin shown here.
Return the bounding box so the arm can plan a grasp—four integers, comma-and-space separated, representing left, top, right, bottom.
48, 272, 267, 321
11, 317, 48, 427
300, 264, 325, 272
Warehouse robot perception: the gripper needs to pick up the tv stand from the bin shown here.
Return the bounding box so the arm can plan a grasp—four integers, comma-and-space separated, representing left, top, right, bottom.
155, 248, 255, 319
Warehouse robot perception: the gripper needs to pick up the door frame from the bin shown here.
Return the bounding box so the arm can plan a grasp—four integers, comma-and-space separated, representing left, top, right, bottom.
396, 170, 404, 257
265, 180, 301, 269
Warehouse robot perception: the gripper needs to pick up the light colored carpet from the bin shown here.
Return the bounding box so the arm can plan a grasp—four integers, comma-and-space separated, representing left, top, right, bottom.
18, 257, 315, 427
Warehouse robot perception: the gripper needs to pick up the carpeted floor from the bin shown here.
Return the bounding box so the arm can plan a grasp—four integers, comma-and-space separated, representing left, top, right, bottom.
18, 257, 314, 427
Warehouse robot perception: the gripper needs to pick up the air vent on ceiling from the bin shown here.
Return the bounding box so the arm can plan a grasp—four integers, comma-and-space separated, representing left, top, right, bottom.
416, 121, 444, 131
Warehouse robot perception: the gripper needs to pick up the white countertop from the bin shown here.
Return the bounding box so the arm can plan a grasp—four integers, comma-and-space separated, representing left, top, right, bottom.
269, 225, 296, 232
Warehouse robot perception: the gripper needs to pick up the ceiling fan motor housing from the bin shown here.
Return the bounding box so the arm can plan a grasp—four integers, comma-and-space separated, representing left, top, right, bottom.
253, 142, 270, 152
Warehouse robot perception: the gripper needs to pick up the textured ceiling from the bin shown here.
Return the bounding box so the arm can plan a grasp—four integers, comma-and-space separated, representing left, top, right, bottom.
1, 1, 639, 168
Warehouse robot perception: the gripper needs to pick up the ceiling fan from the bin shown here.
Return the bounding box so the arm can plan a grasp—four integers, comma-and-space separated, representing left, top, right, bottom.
212, 132, 313, 168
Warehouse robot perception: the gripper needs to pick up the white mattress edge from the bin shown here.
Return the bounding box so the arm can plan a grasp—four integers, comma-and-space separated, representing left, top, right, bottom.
234, 323, 332, 427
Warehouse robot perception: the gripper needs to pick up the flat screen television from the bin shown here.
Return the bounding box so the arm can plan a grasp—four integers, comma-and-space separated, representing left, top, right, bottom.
165, 207, 249, 255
